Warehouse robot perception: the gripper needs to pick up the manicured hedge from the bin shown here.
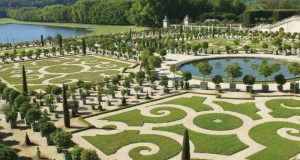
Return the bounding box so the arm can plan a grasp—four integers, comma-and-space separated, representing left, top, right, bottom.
243, 9, 300, 27
273, 9, 300, 22
243, 10, 273, 27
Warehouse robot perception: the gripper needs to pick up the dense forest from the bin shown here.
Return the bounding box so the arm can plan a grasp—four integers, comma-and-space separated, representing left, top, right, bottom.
0, 0, 77, 8
1, 0, 300, 27
6, 0, 246, 26
245, 0, 300, 10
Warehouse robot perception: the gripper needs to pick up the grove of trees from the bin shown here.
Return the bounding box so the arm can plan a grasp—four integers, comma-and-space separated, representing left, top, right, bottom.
6, 0, 246, 26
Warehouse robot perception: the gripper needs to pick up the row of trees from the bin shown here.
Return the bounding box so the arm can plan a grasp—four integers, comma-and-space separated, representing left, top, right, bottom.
7, 0, 246, 26
0, 0, 77, 8
171, 60, 300, 93
0, 70, 99, 159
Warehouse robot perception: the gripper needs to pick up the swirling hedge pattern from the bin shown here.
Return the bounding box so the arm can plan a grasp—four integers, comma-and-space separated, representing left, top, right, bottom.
79, 96, 300, 160
0, 55, 131, 91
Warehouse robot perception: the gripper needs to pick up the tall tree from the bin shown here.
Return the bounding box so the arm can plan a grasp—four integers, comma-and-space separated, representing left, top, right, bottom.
82, 38, 87, 55
22, 65, 28, 94
25, 132, 31, 145
62, 84, 70, 128
55, 34, 63, 48
41, 34, 44, 46
182, 129, 190, 160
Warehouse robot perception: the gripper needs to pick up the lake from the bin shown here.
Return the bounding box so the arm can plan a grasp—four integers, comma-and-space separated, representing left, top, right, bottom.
179, 57, 298, 81
0, 23, 91, 43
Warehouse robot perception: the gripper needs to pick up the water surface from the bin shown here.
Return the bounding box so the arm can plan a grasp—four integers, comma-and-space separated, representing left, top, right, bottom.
179, 57, 297, 81
0, 23, 91, 43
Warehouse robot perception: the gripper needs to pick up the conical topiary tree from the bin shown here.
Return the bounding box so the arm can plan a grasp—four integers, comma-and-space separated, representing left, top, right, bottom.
22, 65, 28, 94
62, 84, 70, 128
25, 132, 31, 145
82, 38, 86, 55
182, 129, 190, 160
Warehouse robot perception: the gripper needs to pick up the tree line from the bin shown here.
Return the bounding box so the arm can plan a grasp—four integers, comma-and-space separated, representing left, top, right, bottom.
6, 0, 246, 26
0, 0, 77, 8
245, 0, 300, 10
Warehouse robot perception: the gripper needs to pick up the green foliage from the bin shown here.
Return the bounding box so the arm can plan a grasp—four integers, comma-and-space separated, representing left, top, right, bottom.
50, 130, 73, 150
274, 74, 286, 85
181, 129, 190, 160
0, 144, 18, 160
62, 84, 70, 128
258, 60, 275, 80
71, 146, 84, 160
25, 108, 42, 124
0, 0, 76, 8
182, 71, 192, 82
25, 132, 31, 145
212, 75, 223, 85
243, 75, 256, 86
80, 149, 99, 160
243, 8, 300, 26
159, 75, 169, 88
273, 9, 299, 22
38, 120, 57, 137
243, 10, 273, 27
6, 0, 246, 26
225, 63, 242, 81
287, 62, 300, 78
197, 62, 212, 81
22, 65, 28, 94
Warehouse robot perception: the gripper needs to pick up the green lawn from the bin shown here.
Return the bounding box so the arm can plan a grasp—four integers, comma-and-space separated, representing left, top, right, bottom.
45, 65, 83, 73
0, 55, 133, 91
102, 107, 187, 126
161, 96, 213, 112
83, 130, 181, 160
155, 124, 248, 155
213, 101, 262, 120
0, 46, 51, 55
248, 122, 300, 160
265, 99, 300, 118
0, 18, 147, 35
189, 38, 288, 52
193, 113, 243, 131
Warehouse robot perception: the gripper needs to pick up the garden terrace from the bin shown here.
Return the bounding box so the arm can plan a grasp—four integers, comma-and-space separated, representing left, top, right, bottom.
72, 93, 300, 160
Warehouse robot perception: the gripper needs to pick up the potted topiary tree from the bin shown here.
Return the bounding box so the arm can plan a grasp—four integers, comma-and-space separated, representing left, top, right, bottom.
26, 108, 42, 131
225, 63, 242, 92
243, 75, 256, 93
52, 86, 62, 103
80, 92, 87, 105
212, 75, 223, 92
258, 60, 275, 93
182, 71, 192, 90
198, 62, 212, 90
274, 74, 286, 92
50, 131, 72, 154
287, 62, 300, 94
121, 89, 127, 106
134, 86, 141, 99
159, 75, 169, 93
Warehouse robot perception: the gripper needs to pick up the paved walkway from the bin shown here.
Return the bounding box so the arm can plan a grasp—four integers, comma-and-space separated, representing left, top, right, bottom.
159, 53, 300, 94
72, 93, 300, 160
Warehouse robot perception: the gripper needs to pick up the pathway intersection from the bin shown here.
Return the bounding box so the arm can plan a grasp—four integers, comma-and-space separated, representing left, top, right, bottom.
73, 93, 300, 160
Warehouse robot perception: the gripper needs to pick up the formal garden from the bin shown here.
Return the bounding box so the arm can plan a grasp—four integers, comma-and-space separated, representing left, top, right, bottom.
0, 12, 300, 160
72, 94, 300, 160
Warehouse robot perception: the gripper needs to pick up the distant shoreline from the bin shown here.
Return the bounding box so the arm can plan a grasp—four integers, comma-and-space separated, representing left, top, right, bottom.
0, 18, 147, 35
